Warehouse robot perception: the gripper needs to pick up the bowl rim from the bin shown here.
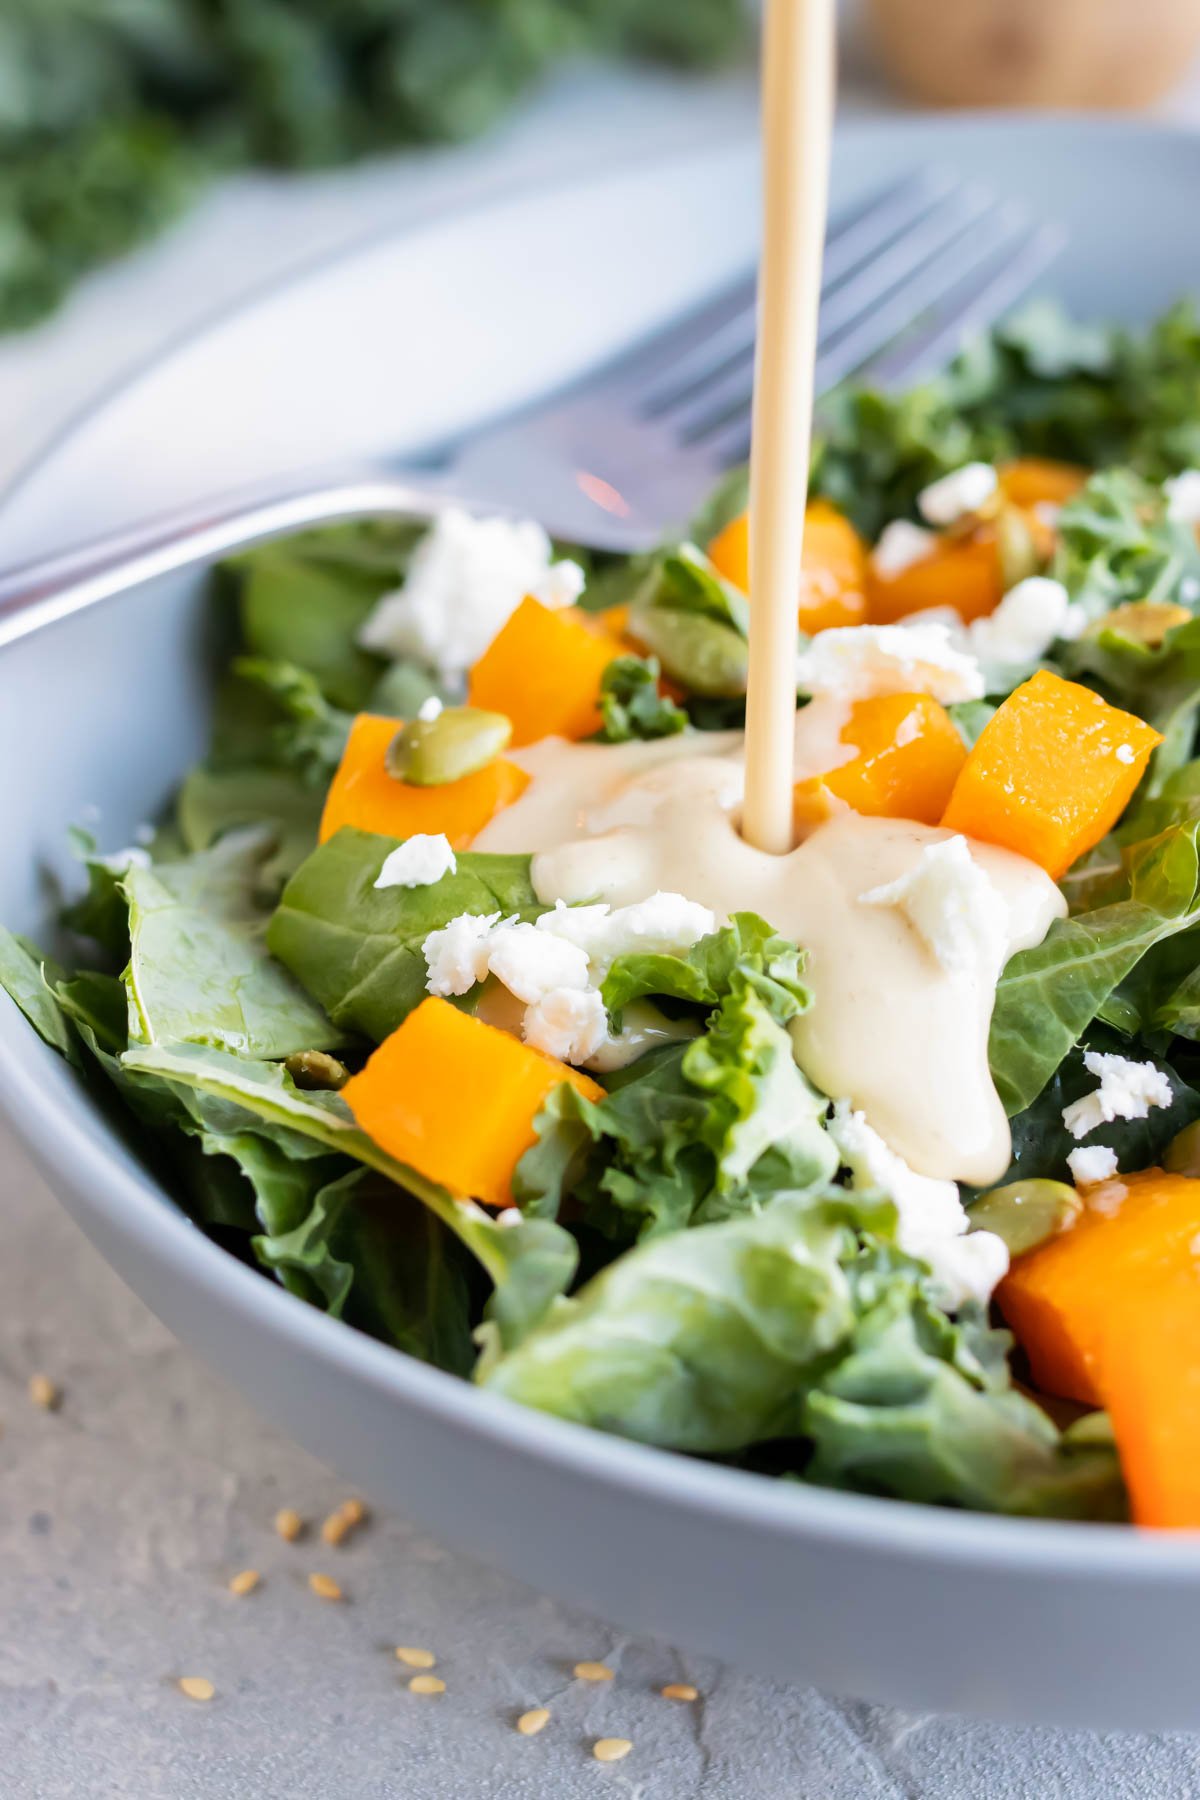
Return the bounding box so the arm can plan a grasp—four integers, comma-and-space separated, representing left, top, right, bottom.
6, 108, 1200, 1579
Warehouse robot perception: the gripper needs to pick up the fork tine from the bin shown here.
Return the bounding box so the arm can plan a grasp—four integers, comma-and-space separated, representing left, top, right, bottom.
866, 222, 1065, 389
609, 169, 950, 410
697, 210, 1058, 469
662, 184, 999, 441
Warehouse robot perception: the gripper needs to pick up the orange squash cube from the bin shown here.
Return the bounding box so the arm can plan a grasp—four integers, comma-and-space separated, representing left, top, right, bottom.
793, 692, 967, 830
319, 714, 529, 848
1098, 1270, 1200, 1528
998, 457, 1088, 510
997, 1171, 1200, 1407
468, 597, 619, 746
867, 524, 1004, 626
342, 997, 604, 1209
708, 501, 869, 635
941, 670, 1161, 879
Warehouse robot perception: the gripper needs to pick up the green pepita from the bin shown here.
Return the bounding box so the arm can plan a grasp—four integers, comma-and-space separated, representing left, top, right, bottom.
386, 706, 512, 786
967, 1179, 1083, 1258
996, 502, 1041, 590
627, 607, 749, 698
284, 1049, 351, 1091
1165, 1119, 1200, 1177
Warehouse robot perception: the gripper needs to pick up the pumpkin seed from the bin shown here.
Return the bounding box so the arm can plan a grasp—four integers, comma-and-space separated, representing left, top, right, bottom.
1165, 1119, 1200, 1176
285, 1049, 350, 1091
967, 1179, 1082, 1257
1092, 598, 1192, 650
996, 503, 1040, 590
386, 706, 512, 786
627, 607, 748, 698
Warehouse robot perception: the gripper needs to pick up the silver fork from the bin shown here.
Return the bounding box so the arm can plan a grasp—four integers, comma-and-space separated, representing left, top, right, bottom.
0, 168, 1060, 640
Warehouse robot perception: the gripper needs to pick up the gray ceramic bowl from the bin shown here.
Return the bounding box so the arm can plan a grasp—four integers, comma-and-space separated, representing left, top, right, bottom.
3, 116, 1200, 1731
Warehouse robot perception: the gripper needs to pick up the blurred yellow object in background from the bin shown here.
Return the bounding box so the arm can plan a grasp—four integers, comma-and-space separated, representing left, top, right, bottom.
867, 0, 1200, 109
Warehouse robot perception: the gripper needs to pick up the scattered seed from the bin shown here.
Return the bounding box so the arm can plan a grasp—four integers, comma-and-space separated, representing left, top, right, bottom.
593, 1738, 632, 1763
178, 1676, 215, 1703
228, 1569, 261, 1597
661, 1683, 699, 1702
516, 1707, 550, 1737
395, 1646, 436, 1669
408, 1674, 445, 1696
28, 1374, 60, 1411
274, 1508, 304, 1543
574, 1661, 614, 1682
321, 1511, 351, 1547
308, 1572, 343, 1602
320, 1498, 368, 1547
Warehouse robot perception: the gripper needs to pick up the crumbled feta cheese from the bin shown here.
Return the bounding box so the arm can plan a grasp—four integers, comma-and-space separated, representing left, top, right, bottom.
1062, 1051, 1174, 1141
1114, 743, 1136, 765
423, 911, 505, 996
495, 1207, 523, 1228
375, 833, 457, 890
417, 695, 443, 723
795, 623, 984, 704
523, 986, 609, 1064
485, 920, 590, 1005
829, 1101, 1008, 1307
1067, 1145, 1118, 1187
859, 836, 1009, 976
917, 462, 998, 527
357, 508, 585, 679
1165, 470, 1200, 526
422, 892, 717, 1067
536, 891, 716, 972
966, 576, 1077, 668
97, 846, 152, 874
870, 519, 937, 579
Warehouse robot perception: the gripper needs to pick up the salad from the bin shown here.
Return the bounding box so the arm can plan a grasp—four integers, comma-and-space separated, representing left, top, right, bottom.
8, 300, 1200, 1529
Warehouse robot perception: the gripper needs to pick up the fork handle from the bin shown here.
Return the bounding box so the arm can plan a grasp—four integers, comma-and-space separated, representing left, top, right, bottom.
0, 469, 479, 649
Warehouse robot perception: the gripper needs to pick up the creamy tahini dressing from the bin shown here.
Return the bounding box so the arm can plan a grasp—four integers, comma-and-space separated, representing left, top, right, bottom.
476, 708, 1064, 1186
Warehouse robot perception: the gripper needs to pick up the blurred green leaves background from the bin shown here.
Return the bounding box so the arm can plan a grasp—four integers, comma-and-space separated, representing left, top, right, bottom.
0, 0, 746, 333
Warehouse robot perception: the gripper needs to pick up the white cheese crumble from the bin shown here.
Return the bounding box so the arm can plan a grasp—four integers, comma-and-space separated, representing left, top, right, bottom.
795, 622, 984, 704
417, 695, 444, 723
870, 519, 936, 579
1062, 1051, 1174, 1141
1165, 469, 1200, 526
1114, 743, 1136, 765
357, 507, 585, 680
917, 461, 998, 527
423, 910, 504, 995
859, 835, 1009, 977
1067, 1144, 1118, 1187
374, 833, 457, 890
829, 1101, 1009, 1308
523, 986, 609, 1065
966, 576, 1085, 668
421, 892, 716, 1069
97, 846, 152, 874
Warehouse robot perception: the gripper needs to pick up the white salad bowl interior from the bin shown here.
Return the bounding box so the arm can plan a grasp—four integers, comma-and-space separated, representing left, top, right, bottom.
3, 116, 1200, 1732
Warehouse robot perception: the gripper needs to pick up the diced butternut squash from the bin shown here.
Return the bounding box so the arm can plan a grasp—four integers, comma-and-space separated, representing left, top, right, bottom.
941, 669, 1161, 879
707, 501, 869, 634
468, 597, 619, 746
342, 997, 604, 1209
996, 1170, 1200, 1407
867, 523, 1004, 626
793, 692, 968, 830
998, 457, 1088, 510
319, 714, 529, 847
998, 1169, 1200, 1526
1098, 1270, 1200, 1529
